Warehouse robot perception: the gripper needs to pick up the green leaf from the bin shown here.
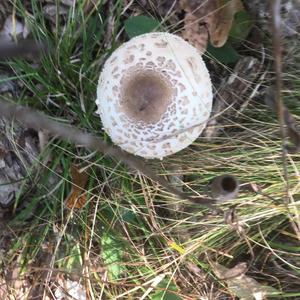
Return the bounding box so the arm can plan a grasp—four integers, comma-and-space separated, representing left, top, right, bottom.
121, 209, 138, 224
124, 16, 161, 38
101, 232, 124, 280
229, 10, 253, 44
150, 279, 182, 300
151, 291, 182, 300
206, 42, 240, 64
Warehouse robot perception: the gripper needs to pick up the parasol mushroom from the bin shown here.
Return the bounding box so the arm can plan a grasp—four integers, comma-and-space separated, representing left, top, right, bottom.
96, 32, 213, 159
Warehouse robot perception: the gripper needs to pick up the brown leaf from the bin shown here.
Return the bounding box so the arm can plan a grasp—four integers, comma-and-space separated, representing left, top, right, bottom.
66, 164, 88, 209
181, 13, 209, 54
209, 0, 244, 47
180, 0, 244, 52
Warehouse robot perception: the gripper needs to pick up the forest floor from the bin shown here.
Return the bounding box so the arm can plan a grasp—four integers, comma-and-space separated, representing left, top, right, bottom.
0, 1, 300, 299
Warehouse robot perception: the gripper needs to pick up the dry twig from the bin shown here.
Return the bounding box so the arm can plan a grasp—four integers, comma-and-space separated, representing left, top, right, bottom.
0, 99, 220, 212
0, 40, 46, 59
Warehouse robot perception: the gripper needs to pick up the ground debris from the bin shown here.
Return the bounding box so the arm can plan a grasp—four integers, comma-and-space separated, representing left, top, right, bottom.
181, 12, 209, 54
203, 56, 262, 140
0, 262, 31, 300
245, 0, 300, 38
211, 262, 278, 300
180, 0, 244, 53
0, 119, 40, 208
55, 278, 87, 300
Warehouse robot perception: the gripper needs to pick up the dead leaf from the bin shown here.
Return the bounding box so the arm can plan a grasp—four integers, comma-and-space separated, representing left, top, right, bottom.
180, 0, 244, 52
66, 164, 88, 209
209, 0, 244, 47
181, 13, 209, 54
218, 262, 248, 280
211, 262, 278, 300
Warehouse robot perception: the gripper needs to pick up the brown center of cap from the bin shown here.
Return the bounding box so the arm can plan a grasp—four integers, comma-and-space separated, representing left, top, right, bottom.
120, 69, 173, 124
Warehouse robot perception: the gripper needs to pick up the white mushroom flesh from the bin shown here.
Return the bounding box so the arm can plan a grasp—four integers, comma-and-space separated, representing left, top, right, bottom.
96, 32, 213, 159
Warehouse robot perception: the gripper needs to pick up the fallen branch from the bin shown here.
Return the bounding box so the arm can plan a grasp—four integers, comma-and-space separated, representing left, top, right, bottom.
0, 40, 46, 59
0, 99, 220, 212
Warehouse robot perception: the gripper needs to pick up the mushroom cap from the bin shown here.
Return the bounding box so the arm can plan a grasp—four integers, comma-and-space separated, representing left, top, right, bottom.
96, 32, 213, 159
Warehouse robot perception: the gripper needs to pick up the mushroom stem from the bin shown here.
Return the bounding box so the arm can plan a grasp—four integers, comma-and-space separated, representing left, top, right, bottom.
96, 32, 213, 159
210, 175, 239, 202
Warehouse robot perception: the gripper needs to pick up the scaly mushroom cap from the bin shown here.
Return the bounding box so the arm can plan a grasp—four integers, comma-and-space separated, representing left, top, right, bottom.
96, 32, 212, 159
